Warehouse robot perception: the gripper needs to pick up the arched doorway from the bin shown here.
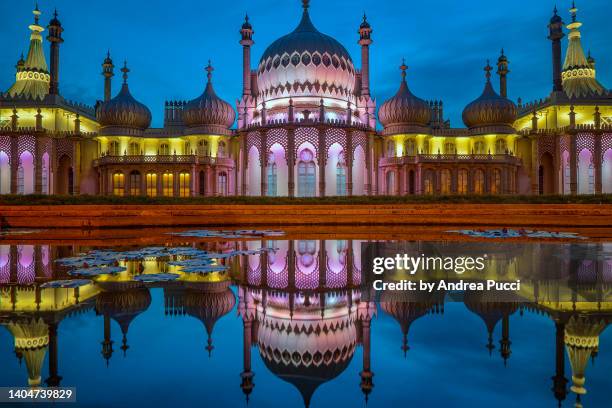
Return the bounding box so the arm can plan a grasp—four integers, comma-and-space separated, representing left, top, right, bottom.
539, 153, 554, 195
578, 149, 594, 195
0, 151, 10, 194
17, 151, 34, 195
199, 170, 206, 196
408, 170, 415, 195
385, 171, 396, 195
57, 155, 72, 195
129, 171, 141, 196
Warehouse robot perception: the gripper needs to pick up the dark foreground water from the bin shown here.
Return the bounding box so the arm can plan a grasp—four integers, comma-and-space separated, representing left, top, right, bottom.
0, 231, 611, 408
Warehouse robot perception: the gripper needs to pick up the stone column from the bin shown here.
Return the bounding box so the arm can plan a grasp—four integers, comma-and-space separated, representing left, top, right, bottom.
594, 134, 602, 194
346, 131, 353, 196
317, 128, 326, 197
241, 133, 248, 195
34, 140, 42, 194
365, 134, 372, 195
569, 134, 578, 195
287, 128, 296, 197
260, 132, 268, 196
531, 137, 540, 195
10, 137, 18, 194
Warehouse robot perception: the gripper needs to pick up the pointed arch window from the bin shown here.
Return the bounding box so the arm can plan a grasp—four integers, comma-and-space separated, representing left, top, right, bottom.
129, 171, 141, 196
298, 149, 316, 197
162, 172, 173, 196
218, 172, 228, 196
474, 141, 486, 155
444, 142, 456, 155
128, 142, 140, 156
386, 141, 395, 158
217, 141, 226, 158
336, 151, 347, 196
404, 139, 416, 156
179, 172, 190, 197
198, 140, 208, 156
112, 172, 125, 196
146, 173, 157, 197
495, 139, 507, 154
267, 153, 277, 197
473, 169, 485, 194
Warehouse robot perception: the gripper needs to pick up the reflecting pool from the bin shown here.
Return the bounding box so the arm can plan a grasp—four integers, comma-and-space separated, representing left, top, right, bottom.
0, 229, 611, 408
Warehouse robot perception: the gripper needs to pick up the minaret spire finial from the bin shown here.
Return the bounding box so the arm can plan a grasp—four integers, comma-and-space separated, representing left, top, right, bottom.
302, 0, 310, 11
121, 60, 129, 84
570, 1, 578, 22
33, 3, 41, 25
400, 58, 408, 81
484, 60, 492, 81
206, 60, 214, 83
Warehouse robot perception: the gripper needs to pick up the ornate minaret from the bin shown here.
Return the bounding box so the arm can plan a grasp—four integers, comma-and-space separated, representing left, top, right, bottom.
47, 9, 63, 96
358, 13, 373, 97
548, 6, 564, 94
102, 51, 114, 102
496, 49, 509, 97
239, 14, 254, 97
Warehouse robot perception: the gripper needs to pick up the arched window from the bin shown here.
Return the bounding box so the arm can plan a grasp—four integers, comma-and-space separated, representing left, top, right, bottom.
267, 153, 277, 197
386, 141, 395, 158
404, 139, 416, 156
160, 143, 170, 156
179, 172, 190, 197
298, 149, 316, 197
491, 169, 502, 194
423, 170, 434, 194
474, 141, 486, 155
198, 140, 208, 156
440, 169, 451, 194
109, 141, 120, 156
17, 152, 34, 195
128, 142, 140, 156
129, 171, 141, 196
473, 169, 485, 194
146, 173, 157, 196
444, 142, 456, 155
495, 139, 507, 155
218, 172, 228, 196
112, 172, 125, 196
336, 152, 347, 196
162, 172, 173, 196
458, 169, 468, 194
185, 141, 191, 155
217, 141, 226, 158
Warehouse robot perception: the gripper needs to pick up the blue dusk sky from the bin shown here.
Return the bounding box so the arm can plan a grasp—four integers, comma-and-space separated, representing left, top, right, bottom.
0, 0, 610, 128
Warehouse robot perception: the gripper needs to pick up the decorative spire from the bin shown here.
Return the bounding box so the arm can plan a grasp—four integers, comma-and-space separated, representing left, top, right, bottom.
206, 60, 214, 83
302, 0, 310, 11
484, 60, 492, 82
33, 3, 41, 25
400, 58, 407, 81
570, 1, 577, 23
121, 60, 129, 84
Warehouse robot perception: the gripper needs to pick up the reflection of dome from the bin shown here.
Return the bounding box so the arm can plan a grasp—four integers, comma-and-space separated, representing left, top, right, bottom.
257, 312, 356, 407
182, 281, 236, 356
379, 62, 431, 133
380, 290, 443, 356
6, 318, 49, 386
257, 2, 355, 104
96, 62, 152, 135
564, 315, 608, 396
183, 62, 236, 134
95, 287, 152, 356
462, 62, 516, 134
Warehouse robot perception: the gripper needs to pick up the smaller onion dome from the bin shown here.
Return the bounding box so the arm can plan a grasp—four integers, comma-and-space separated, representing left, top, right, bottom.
378, 60, 431, 134
241, 14, 252, 30
48, 9, 61, 28
462, 61, 517, 134
360, 13, 371, 30
183, 61, 236, 135
16, 53, 25, 70
96, 61, 152, 135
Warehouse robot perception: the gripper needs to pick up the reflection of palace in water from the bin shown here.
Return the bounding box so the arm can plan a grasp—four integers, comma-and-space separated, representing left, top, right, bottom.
1, 241, 611, 407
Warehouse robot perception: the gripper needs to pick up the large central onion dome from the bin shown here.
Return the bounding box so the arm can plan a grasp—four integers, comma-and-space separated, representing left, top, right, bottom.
462, 61, 517, 134
97, 62, 152, 135
378, 61, 431, 134
257, 1, 355, 104
183, 62, 236, 135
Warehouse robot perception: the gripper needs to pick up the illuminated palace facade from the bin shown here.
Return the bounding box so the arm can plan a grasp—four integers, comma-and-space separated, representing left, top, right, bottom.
0, 1, 611, 197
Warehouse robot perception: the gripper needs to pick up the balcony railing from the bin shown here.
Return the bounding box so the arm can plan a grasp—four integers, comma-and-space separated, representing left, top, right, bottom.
93, 154, 234, 167
380, 153, 522, 166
